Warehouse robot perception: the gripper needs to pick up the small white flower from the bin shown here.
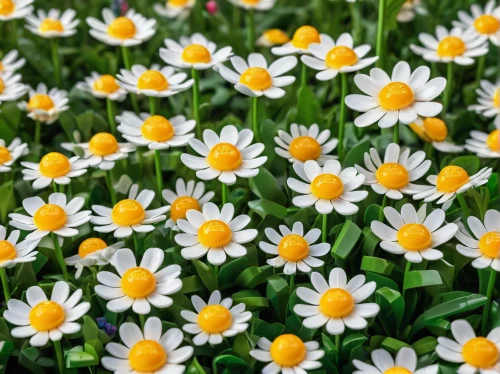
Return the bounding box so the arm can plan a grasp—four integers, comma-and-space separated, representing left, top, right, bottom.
453, 0, 500, 46
397, 0, 428, 23
76, 72, 127, 101
0, 71, 27, 102
229, 0, 276, 11
0, 50, 25, 74
0, 225, 39, 268
0, 137, 28, 173
25, 8, 79, 38
0, 0, 34, 21
154, 0, 195, 19
272, 25, 328, 56
469, 79, 500, 128
465, 129, 500, 158
409, 117, 464, 153
18, 83, 69, 124
257, 29, 290, 47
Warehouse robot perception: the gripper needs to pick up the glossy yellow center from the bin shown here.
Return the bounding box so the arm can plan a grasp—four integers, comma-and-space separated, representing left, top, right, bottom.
319, 288, 355, 318
474, 15, 500, 34
239, 67, 273, 91
197, 305, 232, 333
376, 163, 409, 189
437, 36, 466, 57
129, 340, 167, 372
112, 199, 145, 226
0, 240, 16, 263
288, 136, 321, 162
28, 94, 55, 111
436, 165, 470, 192
397, 224, 432, 251
29, 301, 65, 331
0, 0, 14, 15
423, 117, 448, 141
198, 220, 232, 248
264, 29, 290, 44
170, 196, 200, 222
34, 204, 67, 231
291, 25, 321, 49
494, 89, 500, 108
378, 82, 414, 110
0, 146, 12, 165
137, 70, 168, 91
311, 173, 344, 200
89, 132, 119, 156
242, 0, 260, 4
384, 368, 412, 374
487, 129, 500, 152
121, 267, 156, 298
0, 62, 3, 71
141, 116, 175, 142
462, 337, 499, 369
93, 75, 120, 94
78, 238, 107, 258
168, 0, 189, 5
182, 44, 211, 63
326, 46, 358, 69
39, 152, 71, 178
39, 19, 64, 33
270, 334, 307, 367
207, 143, 242, 171
0, 77, 4, 93
479, 232, 500, 258
107, 17, 136, 39
278, 234, 309, 262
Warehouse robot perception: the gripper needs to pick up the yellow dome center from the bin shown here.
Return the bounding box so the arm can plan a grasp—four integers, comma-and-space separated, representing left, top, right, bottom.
0, 0, 14, 15
239, 67, 273, 91
169, 0, 189, 6
0, 240, 16, 264
121, 267, 156, 298
107, 17, 136, 39
326, 46, 358, 69
141, 116, 175, 142
463, 337, 499, 369
39, 19, 64, 33
288, 136, 321, 162
0, 62, 3, 72
28, 94, 55, 111
207, 143, 242, 171
111, 199, 145, 226
198, 220, 232, 248
494, 89, 500, 108
291, 25, 321, 49
375, 163, 409, 189
89, 132, 119, 156
436, 165, 470, 192
479, 232, 500, 258
278, 234, 309, 262
197, 305, 233, 333
242, 0, 260, 4
34, 204, 67, 231
170, 196, 200, 222
0, 146, 12, 165
137, 70, 169, 91
423, 117, 448, 141
0, 77, 4, 93
437, 36, 466, 57
264, 29, 290, 44
384, 368, 412, 374
378, 82, 414, 110
29, 301, 65, 331
78, 238, 107, 258
129, 340, 167, 372
270, 334, 307, 367
311, 173, 344, 200
319, 288, 355, 318
487, 129, 500, 152
474, 15, 500, 35
182, 44, 212, 64
93, 74, 120, 94
39, 152, 71, 178
397, 223, 432, 251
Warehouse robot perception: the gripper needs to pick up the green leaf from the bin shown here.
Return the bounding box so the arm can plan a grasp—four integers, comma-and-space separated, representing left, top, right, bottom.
361, 256, 394, 275
213, 354, 249, 370
266, 275, 289, 321
412, 336, 437, 356
192, 260, 218, 292
248, 199, 287, 219
295, 85, 321, 126
376, 287, 404, 334
403, 270, 442, 290
180, 275, 205, 294
450, 155, 481, 175
249, 168, 287, 206
236, 265, 273, 289
343, 139, 371, 168
385, 0, 408, 31
381, 337, 411, 353
331, 220, 362, 259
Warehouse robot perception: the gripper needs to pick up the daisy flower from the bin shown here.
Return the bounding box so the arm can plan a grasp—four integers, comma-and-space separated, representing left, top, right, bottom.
371, 203, 458, 263
287, 159, 368, 215
355, 143, 432, 200
274, 123, 338, 165
117, 111, 195, 150
0, 71, 28, 102
0, 50, 25, 74
410, 26, 488, 65
18, 83, 68, 124
160, 33, 233, 70
95, 247, 182, 314
294, 268, 380, 335
397, 0, 427, 23
154, 0, 195, 19
228, 0, 276, 11
413, 165, 492, 204
272, 25, 328, 56
259, 221, 330, 274
345, 61, 446, 128
217, 53, 297, 99
465, 129, 500, 158
301, 32, 379, 81
21, 152, 88, 189
456, 209, 500, 271
102, 317, 193, 374
353, 347, 438, 374
250, 334, 324, 373
86, 8, 156, 47
0, 0, 34, 21
4, 281, 90, 347
175, 202, 257, 265
257, 29, 290, 47
162, 178, 215, 229
409, 117, 464, 153
91, 184, 168, 238
9, 192, 91, 242
0, 225, 39, 268
0, 137, 28, 173
468, 79, 500, 128
181, 125, 267, 185
76, 72, 127, 101
61, 133, 135, 171
436, 319, 500, 373
453, 1, 500, 46
181, 290, 251, 346
25, 8, 79, 38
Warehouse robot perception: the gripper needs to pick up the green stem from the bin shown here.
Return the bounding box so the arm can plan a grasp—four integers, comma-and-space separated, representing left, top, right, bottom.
50, 38, 62, 87
0, 268, 10, 302
120, 46, 139, 113
52, 233, 68, 281
133, 232, 140, 255
106, 99, 117, 135
335, 334, 341, 365
457, 193, 470, 223
443, 63, 453, 116
149, 96, 157, 115
105, 171, 117, 206
192, 68, 202, 139
289, 274, 295, 296
322, 214, 327, 243
375, 0, 386, 69
349, 2, 361, 44
54, 340, 64, 374
251, 96, 259, 141
402, 260, 411, 298
379, 195, 387, 222
482, 270, 497, 335
423, 141, 433, 159
338, 73, 348, 160
11, 20, 17, 48
393, 122, 399, 145
247, 10, 255, 52
35, 120, 41, 145
139, 313, 145, 330
53, 181, 58, 193
475, 55, 486, 86
222, 183, 229, 205
232, 6, 241, 30
154, 150, 163, 197
301, 61, 307, 88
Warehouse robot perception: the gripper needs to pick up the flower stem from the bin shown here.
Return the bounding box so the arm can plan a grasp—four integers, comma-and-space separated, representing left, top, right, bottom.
349, 1, 361, 44
120, 46, 139, 113
53, 181, 58, 193
0, 268, 11, 302
289, 274, 295, 296
457, 193, 470, 227
247, 9, 255, 52
338, 73, 348, 160
106, 98, 117, 135
222, 183, 229, 205
105, 171, 117, 206
52, 233, 68, 282
191, 68, 202, 139
35, 120, 41, 145
322, 214, 327, 243
335, 334, 341, 364
139, 313, 145, 330
50, 38, 62, 87
475, 55, 486, 86
402, 260, 411, 298
154, 150, 163, 197
251, 96, 259, 141
301, 61, 307, 88
375, 0, 386, 69
393, 122, 399, 145
133, 232, 140, 255
482, 270, 497, 335
443, 62, 453, 115
149, 96, 157, 115
379, 195, 387, 222
54, 339, 64, 374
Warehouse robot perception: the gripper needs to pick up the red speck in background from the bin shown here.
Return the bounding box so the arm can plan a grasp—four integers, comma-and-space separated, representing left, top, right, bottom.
206, 0, 218, 14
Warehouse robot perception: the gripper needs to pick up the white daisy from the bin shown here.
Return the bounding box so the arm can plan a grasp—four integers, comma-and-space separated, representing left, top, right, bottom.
175, 202, 257, 265
0, 225, 39, 269
257, 29, 290, 47
397, 0, 428, 23
453, 0, 500, 46
0, 71, 28, 102
294, 268, 380, 335
345, 61, 446, 128
259, 221, 330, 274
91, 184, 168, 239
76, 72, 127, 101
3, 281, 90, 347
272, 25, 328, 56
102, 317, 193, 374
0, 0, 34, 21
0, 137, 28, 173
25, 8, 79, 38
18, 83, 69, 124
468, 79, 500, 128
154, 0, 195, 19
0, 50, 25, 74
229, 0, 276, 11
181, 290, 251, 346
181, 125, 267, 185
409, 117, 464, 153
465, 129, 500, 158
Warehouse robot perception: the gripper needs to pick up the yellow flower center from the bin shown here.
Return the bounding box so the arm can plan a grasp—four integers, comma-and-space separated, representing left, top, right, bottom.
311, 173, 344, 200
39, 19, 64, 33
278, 234, 309, 262
78, 238, 107, 258
0, 0, 14, 16
436, 165, 470, 192
197, 305, 233, 333
463, 337, 499, 369
29, 301, 65, 331
270, 334, 307, 367
107, 17, 136, 39
319, 288, 355, 318
474, 15, 500, 35
28, 94, 55, 111
89, 132, 119, 156
0, 146, 12, 165
182, 44, 211, 63
170, 196, 200, 222
0, 240, 16, 264
437, 36, 466, 57
168, 0, 189, 5
93, 74, 120, 94
378, 82, 415, 110
239, 67, 273, 91
242, 0, 260, 4
384, 368, 412, 374
423, 117, 448, 142
494, 89, 500, 108
397, 223, 432, 251
0, 77, 4, 93
487, 129, 500, 152
263, 29, 290, 45
121, 267, 156, 298
0, 62, 3, 71
207, 143, 242, 171
288, 136, 321, 162
479, 232, 500, 258
291, 25, 321, 49
141, 116, 175, 142
39, 152, 71, 178
375, 163, 410, 189
129, 340, 167, 372
111, 199, 146, 226
137, 70, 169, 91
198, 220, 232, 248
325, 46, 358, 69
34, 204, 67, 231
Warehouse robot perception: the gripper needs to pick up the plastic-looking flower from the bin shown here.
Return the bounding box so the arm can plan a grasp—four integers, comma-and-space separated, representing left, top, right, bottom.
257, 29, 290, 47
397, 0, 427, 23
301, 32, 379, 81
409, 117, 464, 153
25, 8, 79, 38
0, 0, 33, 21
294, 268, 379, 335
456, 209, 500, 271
0, 225, 39, 268
228, 0, 276, 11
9, 193, 91, 241
162, 178, 215, 229
413, 165, 492, 204
18, 83, 69, 124
86, 8, 156, 47
453, 1, 500, 46
274, 123, 338, 165
61, 133, 135, 171
21, 152, 88, 189
117, 112, 195, 150
355, 143, 432, 200
160, 33, 233, 70
259, 221, 330, 274
102, 317, 194, 374
91, 184, 168, 238
371, 203, 458, 263
465, 130, 500, 158
436, 319, 500, 373
287, 160, 368, 215
175, 202, 257, 265
345, 61, 446, 128
0, 137, 28, 173
0, 50, 25, 74
154, 0, 195, 19
410, 26, 488, 65
76, 72, 127, 101
0, 71, 28, 102
468, 80, 500, 127
250, 334, 324, 373
181, 125, 267, 185
65, 238, 124, 279
272, 25, 328, 56
4, 281, 90, 347
217, 53, 297, 99
95, 247, 182, 314
181, 290, 251, 346
353, 347, 439, 374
